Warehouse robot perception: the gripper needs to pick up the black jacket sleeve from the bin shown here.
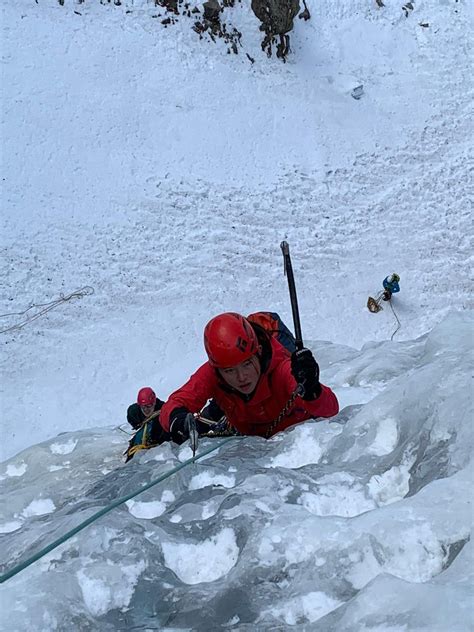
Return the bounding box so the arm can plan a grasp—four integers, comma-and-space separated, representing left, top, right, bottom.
127, 404, 143, 429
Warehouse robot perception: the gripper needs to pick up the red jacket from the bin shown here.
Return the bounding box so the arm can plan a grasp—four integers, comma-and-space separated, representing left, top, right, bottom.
160, 337, 339, 437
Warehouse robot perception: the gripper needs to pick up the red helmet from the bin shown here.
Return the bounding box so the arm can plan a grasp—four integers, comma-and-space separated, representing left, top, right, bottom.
137, 387, 156, 407
204, 312, 259, 368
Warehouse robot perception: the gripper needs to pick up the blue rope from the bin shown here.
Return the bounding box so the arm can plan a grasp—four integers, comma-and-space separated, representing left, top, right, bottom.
0, 437, 237, 584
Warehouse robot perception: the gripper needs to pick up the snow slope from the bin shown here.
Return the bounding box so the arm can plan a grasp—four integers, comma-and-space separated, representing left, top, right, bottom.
2, 0, 472, 459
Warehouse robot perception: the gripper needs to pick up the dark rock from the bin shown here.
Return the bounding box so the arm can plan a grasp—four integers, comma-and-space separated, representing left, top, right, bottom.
299, 0, 310, 20
155, 0, 179, 14
203, 0, 221, 22
251, 0, 301, 60
251, 0, 300, 35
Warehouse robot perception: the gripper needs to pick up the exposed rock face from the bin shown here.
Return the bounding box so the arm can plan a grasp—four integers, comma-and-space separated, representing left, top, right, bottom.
59, 0, 310, 62
203, 0, 221, 22
155, 0, 179, 14
251, 0, 300, 35
251, 0, 300, 60
192, 0, 242, 54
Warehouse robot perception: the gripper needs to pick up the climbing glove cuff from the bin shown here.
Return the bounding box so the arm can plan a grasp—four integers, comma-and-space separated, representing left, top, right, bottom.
291, 348, 322, 400
169, 407, 191, 445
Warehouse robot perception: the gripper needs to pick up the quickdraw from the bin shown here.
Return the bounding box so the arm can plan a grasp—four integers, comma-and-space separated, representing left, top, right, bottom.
195, 414, 240, 439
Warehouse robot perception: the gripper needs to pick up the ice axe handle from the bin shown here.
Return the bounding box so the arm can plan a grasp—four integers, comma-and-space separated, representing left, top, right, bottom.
185, 413, 199, 457
280, 241, 304, 351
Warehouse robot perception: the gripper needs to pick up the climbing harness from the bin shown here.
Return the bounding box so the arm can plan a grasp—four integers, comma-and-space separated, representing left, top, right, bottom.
0, 286, 94, 334
195, 387, 305, 442
199, 414, 240, 438
367, 274, 401, 340
123, 420, 155, 462
0, 437, 239, 585
123, 410, 163, 462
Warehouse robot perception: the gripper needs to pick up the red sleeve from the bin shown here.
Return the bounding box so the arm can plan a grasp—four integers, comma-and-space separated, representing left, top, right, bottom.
159, 363, 217, 431
304, 383, 339, 418
275, 355, 339, 419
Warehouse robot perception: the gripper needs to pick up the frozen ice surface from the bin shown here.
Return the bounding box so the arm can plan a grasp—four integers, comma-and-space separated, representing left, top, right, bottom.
1, 313, 472, 630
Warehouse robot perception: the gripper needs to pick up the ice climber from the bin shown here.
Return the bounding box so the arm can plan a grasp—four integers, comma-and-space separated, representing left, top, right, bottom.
127, 387, 165, 430
124, 387, 224, 462
159, 312, 339, 442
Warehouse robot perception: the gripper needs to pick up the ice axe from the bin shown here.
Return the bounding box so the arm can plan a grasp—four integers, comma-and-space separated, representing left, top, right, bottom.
280, 241, 304, 351
280, 241, 306, 397
185, 413, 199, 457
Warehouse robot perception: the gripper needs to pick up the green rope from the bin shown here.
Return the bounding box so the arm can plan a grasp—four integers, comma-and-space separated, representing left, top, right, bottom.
0, 437, 237, 584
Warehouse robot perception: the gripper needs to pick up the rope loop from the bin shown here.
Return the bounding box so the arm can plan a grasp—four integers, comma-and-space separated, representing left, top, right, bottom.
265, 384, 303, 438
0, 286, 94, 334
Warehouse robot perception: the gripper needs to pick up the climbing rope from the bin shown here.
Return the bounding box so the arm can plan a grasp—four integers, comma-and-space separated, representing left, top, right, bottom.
0, 436, 238, 584
265, 384, 304, 438
388, 299, 401, 341
0, 286, 94, 334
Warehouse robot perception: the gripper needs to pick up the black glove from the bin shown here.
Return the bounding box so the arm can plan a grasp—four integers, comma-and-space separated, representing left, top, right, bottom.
291, 348, 321, 400
169, 407, 191, 445
148, 416, 172, 445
